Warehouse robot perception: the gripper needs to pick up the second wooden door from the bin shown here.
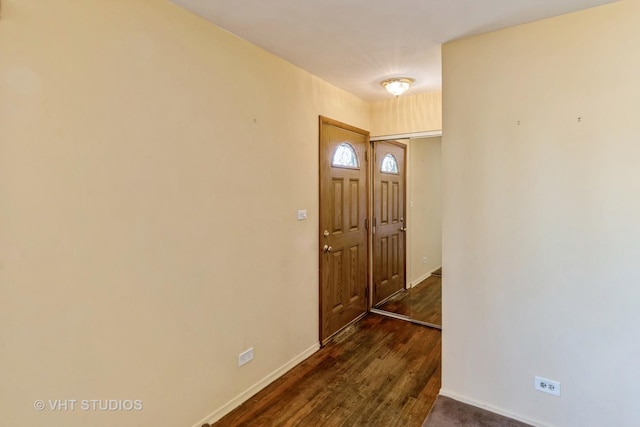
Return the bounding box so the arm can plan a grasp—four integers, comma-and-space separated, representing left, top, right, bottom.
372, 140, 406, 305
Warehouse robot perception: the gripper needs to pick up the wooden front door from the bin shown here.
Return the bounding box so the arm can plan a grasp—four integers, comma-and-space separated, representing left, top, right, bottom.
372, 140, 406, 306
319, 117, 369, 343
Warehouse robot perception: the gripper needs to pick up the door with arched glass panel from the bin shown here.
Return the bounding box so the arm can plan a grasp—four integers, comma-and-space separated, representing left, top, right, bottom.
319, 117, 369, 343
372, 140, 406, 306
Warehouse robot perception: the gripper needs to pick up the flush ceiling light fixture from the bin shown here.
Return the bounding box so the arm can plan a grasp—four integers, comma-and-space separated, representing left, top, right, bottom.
381, 77, 414, 97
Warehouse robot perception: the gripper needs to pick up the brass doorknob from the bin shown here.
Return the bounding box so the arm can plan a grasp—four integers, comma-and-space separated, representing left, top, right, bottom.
399, 227, 407, 232
323, 245, 333, 253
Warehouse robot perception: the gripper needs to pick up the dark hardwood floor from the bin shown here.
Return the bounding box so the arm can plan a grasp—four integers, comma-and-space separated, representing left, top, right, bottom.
209, 314, 441, 427
376, 289, 412, 317
377, 275, 442, 325
408, 276, 442, 325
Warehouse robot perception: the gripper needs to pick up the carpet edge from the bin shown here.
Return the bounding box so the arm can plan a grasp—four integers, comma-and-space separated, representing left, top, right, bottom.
437, 389, 548, 427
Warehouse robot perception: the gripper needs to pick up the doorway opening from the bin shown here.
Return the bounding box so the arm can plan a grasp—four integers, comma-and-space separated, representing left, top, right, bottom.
371, 134, 442, 329
319, 118, 442, 342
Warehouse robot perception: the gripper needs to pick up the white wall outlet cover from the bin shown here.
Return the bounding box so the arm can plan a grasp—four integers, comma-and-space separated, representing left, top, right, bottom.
535, 376, 561, 396
297, 210, 308, 220
238, 347, 254, 367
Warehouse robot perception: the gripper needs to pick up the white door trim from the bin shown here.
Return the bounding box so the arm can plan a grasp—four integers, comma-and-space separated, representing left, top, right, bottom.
370, 130, 442, 142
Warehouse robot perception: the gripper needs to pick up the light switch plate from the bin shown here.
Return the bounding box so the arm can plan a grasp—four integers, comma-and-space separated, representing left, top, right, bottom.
297, 210, 308, 220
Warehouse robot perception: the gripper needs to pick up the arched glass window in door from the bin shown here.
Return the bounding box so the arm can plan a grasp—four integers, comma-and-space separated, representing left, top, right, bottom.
332, 142, 359, 169
381, 153, 399, 174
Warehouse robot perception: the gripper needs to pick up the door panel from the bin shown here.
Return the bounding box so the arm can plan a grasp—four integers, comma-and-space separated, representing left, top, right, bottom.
319, 117, 369, 343
373, 141, 406, 306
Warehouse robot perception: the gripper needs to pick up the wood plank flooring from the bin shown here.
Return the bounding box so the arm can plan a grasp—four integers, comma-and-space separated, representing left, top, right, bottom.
208, 314, 441, 427
408, 276, 442, 325
376, 289, 412, 317
377, 276, 442, 325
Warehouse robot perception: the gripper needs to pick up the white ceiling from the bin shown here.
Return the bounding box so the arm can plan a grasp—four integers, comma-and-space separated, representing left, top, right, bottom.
171, 0, 617, 101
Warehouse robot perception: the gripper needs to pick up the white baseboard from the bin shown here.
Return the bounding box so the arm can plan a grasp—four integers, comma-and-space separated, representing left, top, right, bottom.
409, 265, 440, 288
410, 272, 431, 288
193, 343, 320, 427
438, 389, 547, 427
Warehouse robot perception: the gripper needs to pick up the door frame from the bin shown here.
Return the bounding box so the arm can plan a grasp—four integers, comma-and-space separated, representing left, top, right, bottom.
370, 132, 444, 329
318, 122, 444, 342
318, 116, 371, 344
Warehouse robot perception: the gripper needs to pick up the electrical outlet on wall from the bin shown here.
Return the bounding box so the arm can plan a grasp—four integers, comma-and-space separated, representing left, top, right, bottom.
535, 376, 560, 396
422, 257, 427, 264
239, 348, 254, 367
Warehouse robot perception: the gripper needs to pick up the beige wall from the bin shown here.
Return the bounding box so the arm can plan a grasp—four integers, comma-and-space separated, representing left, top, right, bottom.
0, 1, 370, 426
442, 1, 640, 425
408, 137, 442, 285
370, 91, 442, 137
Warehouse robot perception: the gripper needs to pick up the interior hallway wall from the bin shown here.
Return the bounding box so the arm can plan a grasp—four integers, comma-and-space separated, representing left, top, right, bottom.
442, 1, 640, 425
0, 1, 370, 425
408, 137, 442, 285
370, 91, 442, 137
